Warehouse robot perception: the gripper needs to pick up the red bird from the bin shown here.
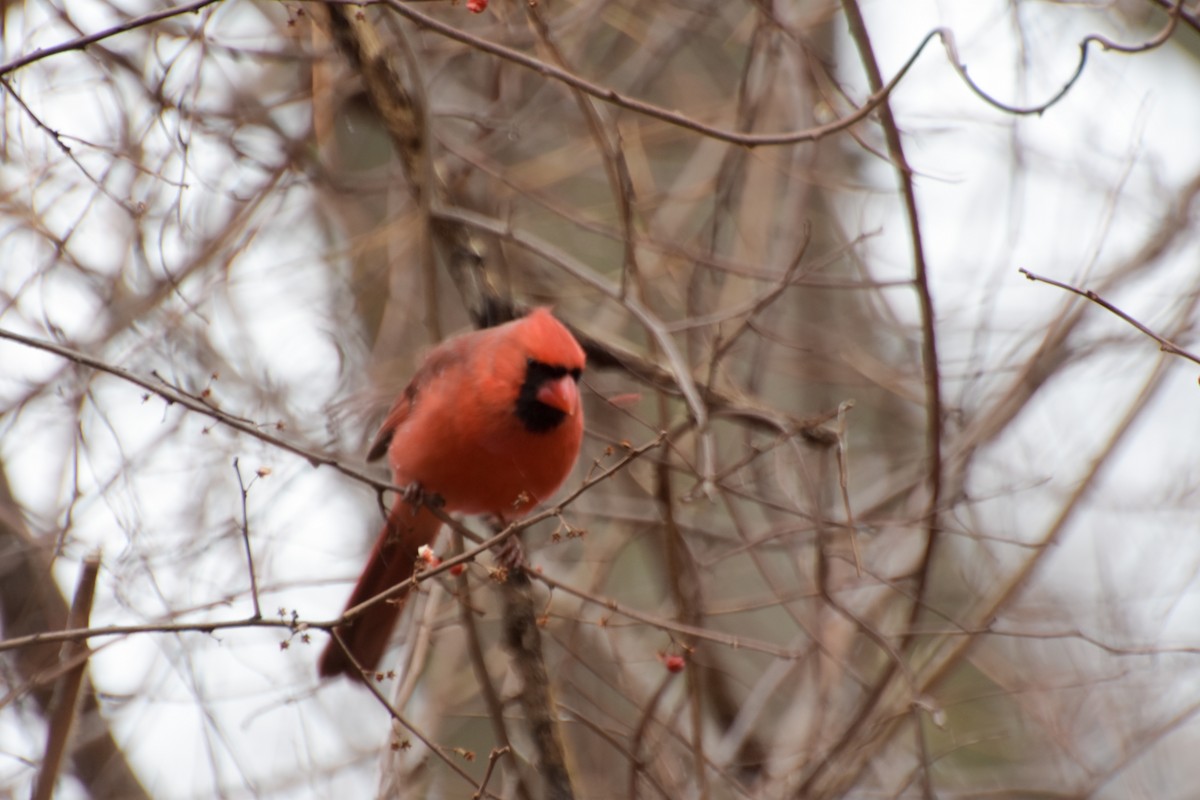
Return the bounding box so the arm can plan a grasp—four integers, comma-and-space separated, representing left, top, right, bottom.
318, 308, 586, 680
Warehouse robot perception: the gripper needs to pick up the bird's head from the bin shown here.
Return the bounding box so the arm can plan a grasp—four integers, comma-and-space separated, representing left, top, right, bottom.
511, 308, 586, 433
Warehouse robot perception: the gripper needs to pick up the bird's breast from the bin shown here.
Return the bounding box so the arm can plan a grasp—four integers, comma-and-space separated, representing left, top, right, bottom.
388, 399, 583, 518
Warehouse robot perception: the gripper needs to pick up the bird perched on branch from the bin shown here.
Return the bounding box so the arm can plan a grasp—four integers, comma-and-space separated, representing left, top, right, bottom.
318, 307, 586, 681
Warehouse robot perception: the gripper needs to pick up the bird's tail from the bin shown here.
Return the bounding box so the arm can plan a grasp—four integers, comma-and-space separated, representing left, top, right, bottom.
318, 502, 442, 681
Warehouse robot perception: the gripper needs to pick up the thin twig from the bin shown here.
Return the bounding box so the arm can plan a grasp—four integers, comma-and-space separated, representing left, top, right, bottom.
473, 747, 512, 800
364, 2, 1184, 138
1083, 0, 1185, 54
326, 630, 499, 798
0, 0, 224, 77
530, 570, 802, 660
1148, 0, 1200, 34
0, 326, 397, 493
0, 78, 137, 214
0, 615, 297, 653
1020, 269, 1200, 367
376, 0, 941, 147
933, 4, 1185, 117
231, 459, 263, 620
0, 435, 665, 657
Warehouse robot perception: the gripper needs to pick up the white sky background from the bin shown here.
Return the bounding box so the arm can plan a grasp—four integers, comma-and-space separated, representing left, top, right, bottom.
2, 0, 1200, 797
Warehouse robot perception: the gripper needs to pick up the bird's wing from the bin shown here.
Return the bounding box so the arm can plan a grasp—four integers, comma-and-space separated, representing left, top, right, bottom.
365, 337, 473, 462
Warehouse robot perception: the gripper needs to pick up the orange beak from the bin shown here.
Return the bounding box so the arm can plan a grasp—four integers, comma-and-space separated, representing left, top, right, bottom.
536, 374, 579, 417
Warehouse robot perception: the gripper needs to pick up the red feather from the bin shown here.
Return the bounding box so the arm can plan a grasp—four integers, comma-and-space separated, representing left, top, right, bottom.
318, 308, 585, 681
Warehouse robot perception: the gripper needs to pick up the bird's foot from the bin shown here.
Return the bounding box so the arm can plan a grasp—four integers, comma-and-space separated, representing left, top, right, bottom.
401, 482, 445, 511
493, 532, 526, 572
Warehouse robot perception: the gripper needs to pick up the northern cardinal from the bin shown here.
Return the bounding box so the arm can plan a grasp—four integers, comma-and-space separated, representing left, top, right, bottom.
318, 308, 586, 680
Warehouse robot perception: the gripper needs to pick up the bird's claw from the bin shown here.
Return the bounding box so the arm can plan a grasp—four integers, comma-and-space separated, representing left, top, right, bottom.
402, 482, 445, 510
493, 534, 526, 571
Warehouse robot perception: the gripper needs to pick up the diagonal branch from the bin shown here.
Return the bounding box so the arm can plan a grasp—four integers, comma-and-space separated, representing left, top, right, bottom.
0, 0, 225, 77
1020, 269, 1200, 367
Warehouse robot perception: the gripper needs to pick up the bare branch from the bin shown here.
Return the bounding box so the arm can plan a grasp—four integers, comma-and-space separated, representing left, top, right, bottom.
1020, 268, 1200, 367
0, 0, 224, 77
